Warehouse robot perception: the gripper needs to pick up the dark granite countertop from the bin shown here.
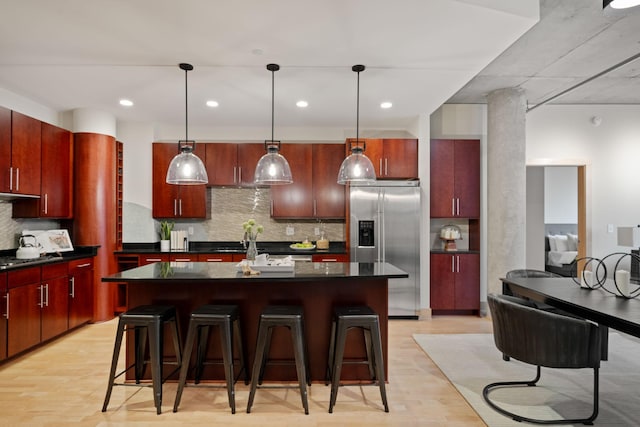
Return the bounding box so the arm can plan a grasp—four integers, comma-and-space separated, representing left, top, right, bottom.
102, 261, 407, 283
115, 241, 347, 256
0, 246, 99, 272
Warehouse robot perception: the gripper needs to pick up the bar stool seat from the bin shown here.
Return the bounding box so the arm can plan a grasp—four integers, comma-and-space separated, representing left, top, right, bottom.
246, 305, 311, 415
102, 305, 182, 415
173, 304, 248, 414
326, 305, 389, 413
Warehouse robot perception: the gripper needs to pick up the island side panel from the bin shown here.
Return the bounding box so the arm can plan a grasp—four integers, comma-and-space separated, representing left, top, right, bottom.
125, 277, 388, 382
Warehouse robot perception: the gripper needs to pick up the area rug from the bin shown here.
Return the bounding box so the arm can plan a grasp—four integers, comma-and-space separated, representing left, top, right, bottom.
413, 333, 640, 426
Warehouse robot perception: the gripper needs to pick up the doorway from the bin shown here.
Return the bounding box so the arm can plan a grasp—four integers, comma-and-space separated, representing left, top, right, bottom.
526, 164, 587, 275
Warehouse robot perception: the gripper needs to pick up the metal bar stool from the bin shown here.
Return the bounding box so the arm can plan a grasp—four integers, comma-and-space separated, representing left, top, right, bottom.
246, 305, 311, 415
102, 305, 182, 415
173, 304, 248, 414
326, 305, 389, 413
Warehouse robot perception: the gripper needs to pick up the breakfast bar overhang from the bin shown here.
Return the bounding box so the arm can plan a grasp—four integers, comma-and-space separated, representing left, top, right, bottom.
102, 261, 408, 382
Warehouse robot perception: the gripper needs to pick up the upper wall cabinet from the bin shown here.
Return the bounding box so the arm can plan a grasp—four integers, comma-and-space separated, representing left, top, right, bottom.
0, 108, 41, 196
430, 139, 480, 218
13, 122, 73, 218
271, 143, 346, 219
347, 138, 418, 179
205, 142, 265, 187
152, 143, 207, 218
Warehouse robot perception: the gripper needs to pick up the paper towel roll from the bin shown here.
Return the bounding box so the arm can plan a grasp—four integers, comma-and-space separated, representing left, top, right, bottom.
615, 269, 630, 297
581, 270, 592, 288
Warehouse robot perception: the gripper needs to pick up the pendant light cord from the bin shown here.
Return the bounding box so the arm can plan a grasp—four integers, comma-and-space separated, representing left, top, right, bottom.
185, 67, 189, 142
271, 67, 275, 142
356, 69, 360, 146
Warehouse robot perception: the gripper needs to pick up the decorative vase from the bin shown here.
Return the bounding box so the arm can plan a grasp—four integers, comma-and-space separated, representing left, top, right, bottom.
160, 239, 170, 252
246, 239, 257, 261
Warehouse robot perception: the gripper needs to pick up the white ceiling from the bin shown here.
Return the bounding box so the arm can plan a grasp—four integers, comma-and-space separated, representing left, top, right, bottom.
448, 0, 640, 108
0, 0, 538, 133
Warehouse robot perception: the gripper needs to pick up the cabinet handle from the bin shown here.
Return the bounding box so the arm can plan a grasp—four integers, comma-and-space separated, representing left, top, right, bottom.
313, 200, 317, 216
451, 256, 455, 273
452, 198, 455, 216
174, 199, 178, 216
379, 159, 383, 176
70, 277, 75, 298
205, 258, 224, 262
9, 167, 12, 191
322, 258, 338, 262
77, 262, 91, 268
385, 158, 388, 176
456, 198, 460, 216
43, 194, 48, 214
38, 285, 44, 308
15, 168, 19, 191
4, 294, 8, 319
456, 256, 460, 273
179, 199, 183, 216
238, 167, 242, 184
173, 258, 191, 262
146, 258, 162, 262
45, 283, 49, 307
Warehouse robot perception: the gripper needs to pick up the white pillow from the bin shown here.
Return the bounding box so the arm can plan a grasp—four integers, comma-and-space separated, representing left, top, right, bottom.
567, 233, 578, 251
547, 235, 558, 251
555, 234, 569, 252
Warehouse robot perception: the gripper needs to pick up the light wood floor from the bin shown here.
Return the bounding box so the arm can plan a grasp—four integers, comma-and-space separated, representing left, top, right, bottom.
0, 315, 493, 426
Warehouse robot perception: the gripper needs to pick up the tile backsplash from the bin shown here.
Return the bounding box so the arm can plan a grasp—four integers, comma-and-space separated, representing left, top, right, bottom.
1, 187, 346, 250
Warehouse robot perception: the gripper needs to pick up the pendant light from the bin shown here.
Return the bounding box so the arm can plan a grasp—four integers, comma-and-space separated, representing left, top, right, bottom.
337, 64, 376, 185
166, 63, 209, 185
254, 63, 293, 185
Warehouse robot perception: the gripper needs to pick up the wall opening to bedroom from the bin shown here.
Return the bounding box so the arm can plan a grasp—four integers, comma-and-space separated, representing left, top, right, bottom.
526, 165, 586, 276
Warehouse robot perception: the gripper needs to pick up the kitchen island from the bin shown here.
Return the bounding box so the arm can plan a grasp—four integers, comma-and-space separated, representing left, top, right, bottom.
102, 261, 407, 382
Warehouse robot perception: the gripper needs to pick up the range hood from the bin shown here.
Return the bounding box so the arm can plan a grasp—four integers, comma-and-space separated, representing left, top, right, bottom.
0, 192, 40, 201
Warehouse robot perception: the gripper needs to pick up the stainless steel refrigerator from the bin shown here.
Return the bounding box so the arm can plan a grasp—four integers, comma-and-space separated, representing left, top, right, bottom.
349, 180, 420, 318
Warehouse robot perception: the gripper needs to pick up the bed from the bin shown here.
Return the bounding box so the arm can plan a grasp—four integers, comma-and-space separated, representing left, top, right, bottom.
545, 224, 578, 277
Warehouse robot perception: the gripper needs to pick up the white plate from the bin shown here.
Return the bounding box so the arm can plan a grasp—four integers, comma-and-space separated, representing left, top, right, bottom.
289, 244, 316, 251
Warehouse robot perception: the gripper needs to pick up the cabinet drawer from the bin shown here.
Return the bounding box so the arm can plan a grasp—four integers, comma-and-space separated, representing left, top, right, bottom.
69, 258, 93, 271
312, 254, 349, 262
8, 267, 40, 288
42, 262, 68, 280
197, 254, 233, 262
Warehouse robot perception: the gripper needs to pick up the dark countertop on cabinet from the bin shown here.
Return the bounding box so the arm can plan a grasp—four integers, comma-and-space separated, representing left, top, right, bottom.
0, 245, 99, 272
102, 261, 406, 283
115, 241, 347, 256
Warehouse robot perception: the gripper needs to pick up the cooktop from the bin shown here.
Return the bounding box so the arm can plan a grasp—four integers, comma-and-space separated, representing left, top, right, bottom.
0, 255, 63, 270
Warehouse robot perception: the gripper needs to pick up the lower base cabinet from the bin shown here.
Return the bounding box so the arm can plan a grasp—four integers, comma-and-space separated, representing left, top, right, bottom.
430, 253, 480, 312
69, 258, 94, 329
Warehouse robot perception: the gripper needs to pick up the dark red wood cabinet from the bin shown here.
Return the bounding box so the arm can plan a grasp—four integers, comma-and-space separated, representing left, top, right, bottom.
205, 142, 265, 186
0, 109, 41, 196
0, 273, 7, 361
68, 258, 94, 329
7, 267, 42, 357
430, 139, 480, 218
13, 122, 73, 218
430, 253, 480, 312
40, 263, 69, 342
271, 143, 346, 219
152, 143, 207, 218
347, 138, 418, 179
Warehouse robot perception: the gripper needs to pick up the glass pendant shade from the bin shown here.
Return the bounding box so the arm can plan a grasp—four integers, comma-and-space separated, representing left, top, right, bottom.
337, 146, 376, 184
254, 144, 293, 185
166, 62, 208, 185
166, 144, 209, 184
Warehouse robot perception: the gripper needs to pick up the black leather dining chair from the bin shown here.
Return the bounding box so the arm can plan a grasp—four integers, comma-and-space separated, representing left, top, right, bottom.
484, 293, 602, 425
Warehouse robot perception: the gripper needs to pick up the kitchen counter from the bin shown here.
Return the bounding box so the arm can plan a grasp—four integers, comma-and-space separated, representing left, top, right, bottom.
102, 261, 406, 382
0, 246, 99, 271
115, 240, 347, 256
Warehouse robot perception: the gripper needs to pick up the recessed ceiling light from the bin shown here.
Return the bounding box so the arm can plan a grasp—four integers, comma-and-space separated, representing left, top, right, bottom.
119, 99, 133, 107
296, 100, 308, 108
605, 0, 640, 9
380, 102, 392, 109
206, 100, 219, 107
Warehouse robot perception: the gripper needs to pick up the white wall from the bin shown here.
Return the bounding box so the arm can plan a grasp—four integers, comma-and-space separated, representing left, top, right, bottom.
526, 166, 545, 269
544, 166, 577, 224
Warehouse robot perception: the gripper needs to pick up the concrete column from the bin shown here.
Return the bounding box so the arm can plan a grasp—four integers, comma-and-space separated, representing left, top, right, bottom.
487, 88, 527, 295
